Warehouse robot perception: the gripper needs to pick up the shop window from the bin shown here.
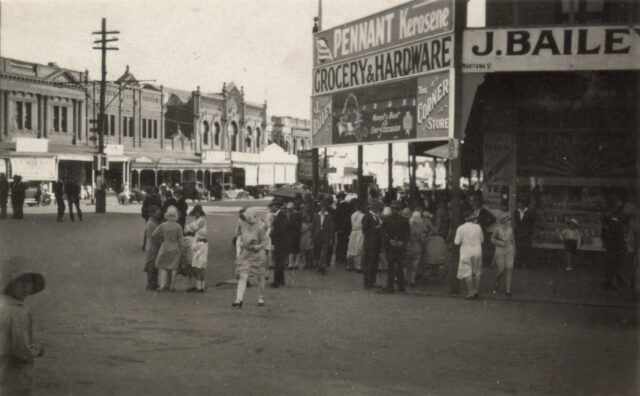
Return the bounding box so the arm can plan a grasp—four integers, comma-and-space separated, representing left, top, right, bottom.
53, 106, 60, 132
123, 116, 128, 137
153, 120, 158, 139
15, 101, 23, 129
109, 114, 115, 136
142, 118, 147, 138
61, 107, 68, 132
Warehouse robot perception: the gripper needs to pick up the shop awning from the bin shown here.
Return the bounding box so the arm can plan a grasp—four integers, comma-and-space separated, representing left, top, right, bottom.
57, 153, 93, 162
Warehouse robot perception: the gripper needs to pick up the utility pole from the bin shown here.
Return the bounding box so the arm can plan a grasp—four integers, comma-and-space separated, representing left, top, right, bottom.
92, 18, 119, 213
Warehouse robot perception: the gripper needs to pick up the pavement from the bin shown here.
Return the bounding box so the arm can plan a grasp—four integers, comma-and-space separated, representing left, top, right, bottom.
0, 210, 638, 395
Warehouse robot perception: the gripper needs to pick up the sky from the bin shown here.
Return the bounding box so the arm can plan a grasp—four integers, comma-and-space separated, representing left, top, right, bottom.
1, 0, 484, 121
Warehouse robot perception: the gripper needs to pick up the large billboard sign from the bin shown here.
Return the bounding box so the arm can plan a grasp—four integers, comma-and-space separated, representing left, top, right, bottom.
312, 0, 455, 148
463, 26, 640, 72
314, 0, 454, 67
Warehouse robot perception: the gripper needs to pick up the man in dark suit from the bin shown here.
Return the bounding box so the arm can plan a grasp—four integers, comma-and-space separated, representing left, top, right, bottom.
65, 178, 83, 222
53, 178, 65, 222
269, 197, 288, 287
10, 175, 26, 220
381, 200, 410, 293
312, 198, 335, 275
0, 173, 8, 219
362, 198, 383, 289
514, 200, 535, 267
333, 192, 352, 266
471, 194, 496, 264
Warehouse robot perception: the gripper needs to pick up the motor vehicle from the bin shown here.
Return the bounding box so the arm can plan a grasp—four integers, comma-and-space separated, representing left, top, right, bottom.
181, 181, 208, 202
24, 181, 51, 206
245, 186, 269, 199
219, 183, 250, 200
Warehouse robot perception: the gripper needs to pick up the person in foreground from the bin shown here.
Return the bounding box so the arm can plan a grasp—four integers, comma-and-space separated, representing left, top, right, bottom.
152, 206, 185, 292
455, 210, 484, 299
184, 205, 208, 293
0, 265, 45, 395
233, 207, 268, 308
491, 214, 515, 295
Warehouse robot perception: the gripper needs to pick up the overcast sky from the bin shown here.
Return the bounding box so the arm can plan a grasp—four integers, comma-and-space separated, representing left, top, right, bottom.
1, 0, 484, 121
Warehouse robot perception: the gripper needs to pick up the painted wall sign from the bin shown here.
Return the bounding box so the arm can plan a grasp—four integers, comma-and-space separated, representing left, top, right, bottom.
16, 137, 48, 153
463, 26, 640, 72
314, 0, 453, 67
10, 157, 56, 181
416, 70, 450, 140
313, 35, 452, 95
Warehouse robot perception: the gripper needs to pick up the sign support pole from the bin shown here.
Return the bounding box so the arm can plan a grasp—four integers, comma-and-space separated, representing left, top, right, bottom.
388, 143, 393, 194
357, 145, 363, 201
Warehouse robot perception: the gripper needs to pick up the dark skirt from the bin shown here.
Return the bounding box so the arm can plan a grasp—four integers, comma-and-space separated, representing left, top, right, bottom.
564, 239, 578, 254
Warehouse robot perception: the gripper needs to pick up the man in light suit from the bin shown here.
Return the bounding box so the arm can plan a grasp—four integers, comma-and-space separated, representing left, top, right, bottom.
269, 197, 288, 287
312, 197, 335, 275
514, 199, 535, 267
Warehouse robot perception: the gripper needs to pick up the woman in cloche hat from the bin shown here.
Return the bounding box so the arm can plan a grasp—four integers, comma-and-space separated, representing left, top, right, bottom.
490, 213, 516, 295
152, 206, 185, 291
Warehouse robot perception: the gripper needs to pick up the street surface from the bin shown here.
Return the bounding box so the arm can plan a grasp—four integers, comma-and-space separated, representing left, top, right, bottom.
0, 207, 637, 396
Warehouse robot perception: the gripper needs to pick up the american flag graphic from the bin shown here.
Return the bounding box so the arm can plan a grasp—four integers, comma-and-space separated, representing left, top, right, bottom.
316, 37, 333, 63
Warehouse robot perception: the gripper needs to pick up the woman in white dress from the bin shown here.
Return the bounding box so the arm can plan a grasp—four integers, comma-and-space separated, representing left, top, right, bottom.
454, 210, 484, 299
233, 207, 269, 308
346, 201, 365, 271
185, 205, 208, 293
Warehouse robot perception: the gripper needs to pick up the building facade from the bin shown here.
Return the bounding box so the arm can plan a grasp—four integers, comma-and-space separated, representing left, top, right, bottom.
271, 116, 311, 155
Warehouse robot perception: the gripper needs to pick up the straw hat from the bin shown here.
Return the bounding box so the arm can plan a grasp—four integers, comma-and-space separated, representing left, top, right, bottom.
1, 257, 45, 296
567, 218, 578, 226
165, 205, 179, 221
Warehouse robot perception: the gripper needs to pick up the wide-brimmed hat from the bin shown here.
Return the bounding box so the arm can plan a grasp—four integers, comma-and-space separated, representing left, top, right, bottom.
367, 198, 382, 210
319, 198, 331, 208
269, 197, 284, 207
390, 200, 403, 210
423, 211, 434, 220
165, 205, 179, 221
567, 218, 578, 226
189, 205, 205, 216
286, 201, 295, 209
0, 259, 45, 296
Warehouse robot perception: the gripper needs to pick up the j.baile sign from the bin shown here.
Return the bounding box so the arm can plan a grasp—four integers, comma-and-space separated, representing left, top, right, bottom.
312, 0, 455, 148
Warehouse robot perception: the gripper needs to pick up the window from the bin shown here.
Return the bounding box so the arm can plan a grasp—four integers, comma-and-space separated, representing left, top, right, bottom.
62, 107, 68, 132
130, 118, 134, 137
153, 120, 158, 139
214, 122, 221, 146
142, 118, 147, 138
109, 114, 115, 136
123, 117, 128, 137
202, 121, 209, 145
25, 103, 32, 130
148, 119, 152, 139
256, 128, 261, 151
53, 106, 60, 132
16, 101, 23, 129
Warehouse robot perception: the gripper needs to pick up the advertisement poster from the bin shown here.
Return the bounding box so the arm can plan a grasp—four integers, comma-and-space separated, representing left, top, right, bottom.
296, 150, 313, 181
312, 95, 333, 147
483, 132, 513, 184
313, 0, 453, 66
332, 79, 416, 145
416, 71, 450, 140
10, 157, 57, 181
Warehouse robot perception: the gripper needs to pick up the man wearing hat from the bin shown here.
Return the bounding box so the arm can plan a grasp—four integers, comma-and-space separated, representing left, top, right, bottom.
381, 201, 410, 292
362, 198, 384, 289
0, 263, 46, 394
10, 175, 26, 220
269, 197, 289, 287
334, 191, 352, 267
312, 197, 335, 275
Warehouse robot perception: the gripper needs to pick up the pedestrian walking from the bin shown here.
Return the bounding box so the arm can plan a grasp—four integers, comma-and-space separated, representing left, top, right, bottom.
0, 265, 45, 395
514, 200, 535, 267
286, 201, 302, 270
346, 200, 365, 272
0, 173, 8, 219
269, 198, 288, 288
300, 213, 314, 269
334, 191, 352, 266
601, 208, 626, 289
362, 198, 383, 289
10, 175, 26, 220
184, 205, 208, 293
405, 210, 426, 287
141, 187, 162, 251
380, 201, 410, 293
491, 214, 516, 295
471, 194, 496, 266
312, 197, 335, 276
175, 190, 188, 230
143, 206, 162, 291
232, 207, 269, 308
556, 218, 581, 272
455, 210, 484, 299
53, 179, 65, 222
152, 206, 185, 292
65, 178, 83, 222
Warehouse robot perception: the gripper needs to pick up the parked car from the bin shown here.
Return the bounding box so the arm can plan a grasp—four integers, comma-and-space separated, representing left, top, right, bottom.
24, 181, 51, 206
182, 181, 208, 202
245, 186, 269, 199
220, 183, 250, 200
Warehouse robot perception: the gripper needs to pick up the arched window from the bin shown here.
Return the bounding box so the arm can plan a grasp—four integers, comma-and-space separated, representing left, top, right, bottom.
214, 122, 221, 147
256, 127, 261, 152
202, 121, 209, 146
230, 122, 238, 152
245, 127, 252, 153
